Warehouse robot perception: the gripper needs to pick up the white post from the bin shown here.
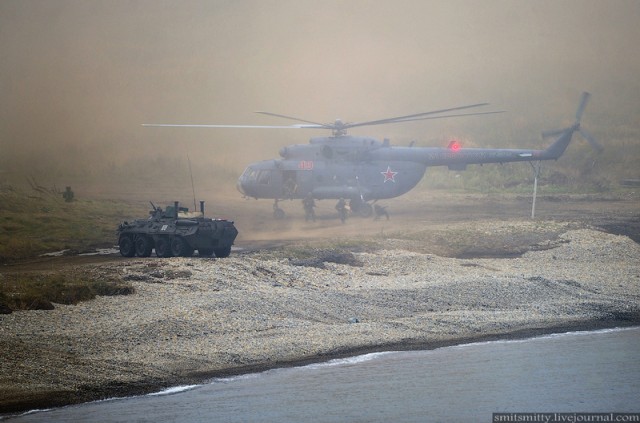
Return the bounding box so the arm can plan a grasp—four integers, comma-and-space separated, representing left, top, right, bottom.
530, 162, 541, 219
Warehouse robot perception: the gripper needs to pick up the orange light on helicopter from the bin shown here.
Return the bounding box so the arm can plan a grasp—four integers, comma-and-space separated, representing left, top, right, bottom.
448, 140, 461, 151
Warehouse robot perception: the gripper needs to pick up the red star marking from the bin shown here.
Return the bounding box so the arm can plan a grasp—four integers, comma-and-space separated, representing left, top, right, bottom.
381, 166, 398, 183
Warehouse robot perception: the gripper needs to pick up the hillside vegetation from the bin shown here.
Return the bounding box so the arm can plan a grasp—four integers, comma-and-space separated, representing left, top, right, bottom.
0, 184, 145, 263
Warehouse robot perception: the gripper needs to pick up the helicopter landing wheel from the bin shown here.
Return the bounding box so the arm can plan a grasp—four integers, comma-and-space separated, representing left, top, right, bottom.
357, 203, 373, 218
349, 199, 373, 218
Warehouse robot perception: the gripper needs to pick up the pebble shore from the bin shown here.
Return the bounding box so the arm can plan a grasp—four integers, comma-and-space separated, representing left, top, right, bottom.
1, 228, 639, 414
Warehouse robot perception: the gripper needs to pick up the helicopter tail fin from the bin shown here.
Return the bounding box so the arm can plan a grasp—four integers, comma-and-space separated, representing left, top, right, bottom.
541, 92, 602, 159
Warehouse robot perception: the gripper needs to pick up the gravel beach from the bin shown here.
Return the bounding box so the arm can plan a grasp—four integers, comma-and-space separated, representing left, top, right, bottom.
1, 222, 639, 415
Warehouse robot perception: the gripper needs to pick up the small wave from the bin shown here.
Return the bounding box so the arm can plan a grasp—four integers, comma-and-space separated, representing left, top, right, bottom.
302, 351, 396, 370
538, 325, 639, 338
447, 325, 640, 350
0, 408, 53, 421
148, 385, 200, 396
211, 373, 262, 384
208, 352, 396, 385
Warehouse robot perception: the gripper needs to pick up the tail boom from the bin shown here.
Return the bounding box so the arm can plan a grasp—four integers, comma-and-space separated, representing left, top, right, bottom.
373, 91, 597, 168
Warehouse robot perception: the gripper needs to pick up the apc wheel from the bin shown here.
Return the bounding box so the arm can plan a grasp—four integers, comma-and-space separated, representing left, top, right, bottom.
273, 208, 285, 219
198, 248, 214, 257
171, 237, 194, 257
135, 236, 153, 257
119, 235, 135, 257
155, 237, 172, 258
214, 246, 232, 258
171, 237, 193, 257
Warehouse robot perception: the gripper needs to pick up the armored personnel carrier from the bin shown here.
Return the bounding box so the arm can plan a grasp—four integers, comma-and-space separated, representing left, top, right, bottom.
117, 201, 238, 258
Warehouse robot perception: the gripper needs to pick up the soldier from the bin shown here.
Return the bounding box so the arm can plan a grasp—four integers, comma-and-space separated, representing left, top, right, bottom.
302, 193, 316, 222
335, 198, 348, 223
62, 186, 74, 203
150, 207, 163, 219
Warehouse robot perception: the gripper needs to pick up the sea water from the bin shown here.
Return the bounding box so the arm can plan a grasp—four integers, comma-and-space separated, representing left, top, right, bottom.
7, 327, 640, 423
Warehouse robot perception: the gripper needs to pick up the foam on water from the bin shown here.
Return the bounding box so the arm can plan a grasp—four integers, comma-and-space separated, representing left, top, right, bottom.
210, 372, 262, 384
148, 385, 200, 396
208, 351, 396, 385
301, 351, 395, 370
447, 325, 637, 350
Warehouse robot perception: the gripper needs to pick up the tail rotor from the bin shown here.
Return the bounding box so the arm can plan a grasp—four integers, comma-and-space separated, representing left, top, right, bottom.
575, 91, 590, 122
542, 92, 603, 153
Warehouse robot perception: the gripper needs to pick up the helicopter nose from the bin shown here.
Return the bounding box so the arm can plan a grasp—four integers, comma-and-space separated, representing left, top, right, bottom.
236, 177, 247, 196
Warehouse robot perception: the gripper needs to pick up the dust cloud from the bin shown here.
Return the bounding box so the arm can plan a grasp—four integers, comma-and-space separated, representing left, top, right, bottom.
1, 0, 639, 210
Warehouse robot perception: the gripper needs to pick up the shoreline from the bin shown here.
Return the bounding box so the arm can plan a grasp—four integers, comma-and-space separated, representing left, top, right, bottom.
3, 319, 639, 417
191, 319, 640, 379
2, 226, 639, 417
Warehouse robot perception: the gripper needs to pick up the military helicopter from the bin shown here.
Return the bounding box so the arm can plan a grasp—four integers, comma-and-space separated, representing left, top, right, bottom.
144, 92, 600, 219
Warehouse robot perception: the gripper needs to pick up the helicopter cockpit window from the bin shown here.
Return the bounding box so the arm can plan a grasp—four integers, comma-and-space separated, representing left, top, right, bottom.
243, 169, 256, 180
257, 170, 271, 185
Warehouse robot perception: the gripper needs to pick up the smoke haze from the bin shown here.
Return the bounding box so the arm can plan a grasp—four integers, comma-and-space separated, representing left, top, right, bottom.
1, 0, 639, 197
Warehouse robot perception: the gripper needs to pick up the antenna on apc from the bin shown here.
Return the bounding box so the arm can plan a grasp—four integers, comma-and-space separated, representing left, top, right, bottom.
187, 154, 196, 212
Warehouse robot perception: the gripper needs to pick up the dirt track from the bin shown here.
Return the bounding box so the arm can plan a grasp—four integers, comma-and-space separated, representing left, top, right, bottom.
3, 191, 638, 273
231, 191, 640, 247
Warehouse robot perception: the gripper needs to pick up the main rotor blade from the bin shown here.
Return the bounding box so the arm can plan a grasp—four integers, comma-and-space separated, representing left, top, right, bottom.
254, 111, 331, 128
345, 103, 490, 129
391, 110, 505, 124
142, 123, 323, 129
144, 102, 500, 133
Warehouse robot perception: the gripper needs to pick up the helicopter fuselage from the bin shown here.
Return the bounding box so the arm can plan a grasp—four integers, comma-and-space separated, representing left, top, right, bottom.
236, 129, 571, 202
237, 135, 427, 201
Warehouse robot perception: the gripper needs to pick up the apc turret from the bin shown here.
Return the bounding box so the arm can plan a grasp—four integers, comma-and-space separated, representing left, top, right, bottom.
117, 201, 238, 258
